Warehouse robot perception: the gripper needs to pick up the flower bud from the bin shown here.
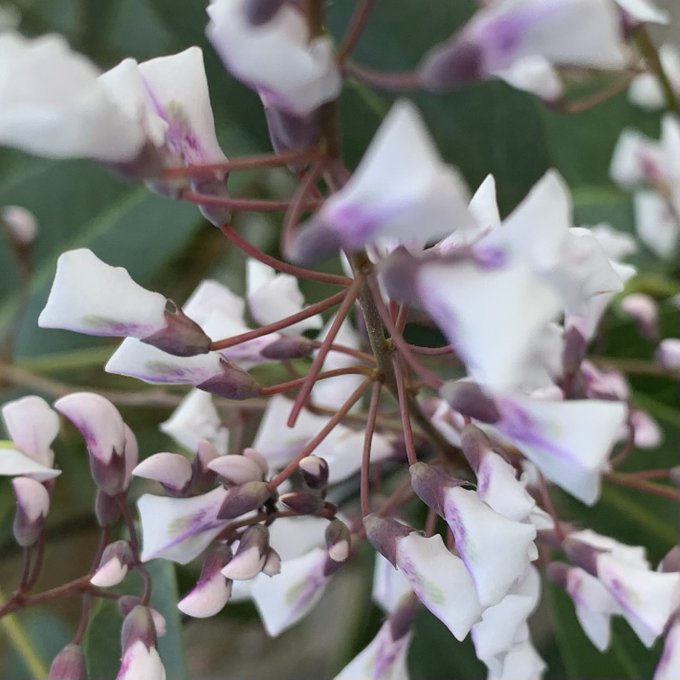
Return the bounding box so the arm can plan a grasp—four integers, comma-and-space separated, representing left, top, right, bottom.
142, 299, 211, 357
133, 452, 193, 496
208, 454, 264, 486
419, 39, 484, 91
298, 455, 329, 490
48, 643, 87, 680
263, 107, 320, 158
118, 597, 167, 637
197, 358, 261, 400
12, 477, 49, 547
389, 593, 419, 641
190, 440, 220, 494
620, 293, 659, 341
262, 548, 282, 576
363, 514, 414, 567
121, 605, 157, 654
178, 543, 233, 618
459, 423, 493, 471
279, 491, 324, 514
245, 0, 287, 25
1, 205, 38, 247
325, 519, 351, 563
656, 338, 680, 372
409, 462, 464, 517
95, 489, 121, 527
243, 448, 269, 476
221, 525, 269, 580
562, 323, 587, 375
91, 540, 134, 588
563, 537, 603, 577
440, 380, 500, 423
658, 547, 680, 573
217, 481, 272, 519
260, 335, 314, 360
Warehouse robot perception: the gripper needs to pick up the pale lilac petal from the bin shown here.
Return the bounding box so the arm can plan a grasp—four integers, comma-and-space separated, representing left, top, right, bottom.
569, 529, 650, 568
655, 617, 680, 680
183, 279, 245, 327
250, 547, 330, 636
39, 249, 167, 338
590, 223, 638, 261
0, 205, 38, 245
629, 45, 680, 109
90, 556, 128, 588
178, 572, 231, 618
117, 641, 166, 680
395, 533, 482, 640
634, 190, 679, 258
488, 639, 545, 680
137, 486, 230, 564
0, 33, 143, 161
132, 453, 193, 491
492, 396, 626, 504
12, 476, 50, 522
2, 395, 59, 468
443, 486, 536, 607
372, 554, 413, 614
208, 455, 264, 486
334, 619, 412, 680
159, 389, 229, 454
0, 447, 60, 481
656, 338, 680, 372
206, 0, 341, 116
495, 55, 563, 100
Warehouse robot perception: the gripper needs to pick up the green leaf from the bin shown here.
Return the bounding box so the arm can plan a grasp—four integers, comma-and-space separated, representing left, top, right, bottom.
83, 598, 123, 679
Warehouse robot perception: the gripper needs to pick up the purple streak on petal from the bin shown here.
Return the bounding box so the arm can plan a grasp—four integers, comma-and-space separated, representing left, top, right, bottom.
289, 562, 327, 616
373, 630, 406, 679
473, 244, 507, 268
325, 199, 410, 249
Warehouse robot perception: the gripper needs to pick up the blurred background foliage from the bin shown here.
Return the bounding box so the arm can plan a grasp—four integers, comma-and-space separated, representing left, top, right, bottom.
0, 1, 677, 678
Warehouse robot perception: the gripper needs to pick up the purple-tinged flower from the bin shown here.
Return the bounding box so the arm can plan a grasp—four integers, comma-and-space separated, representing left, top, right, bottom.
629, 44, 680, 110
217, 481, 272, 520
626, 408, 662, 449
118, 598, 167, 638
249, 547, 336, 637
48, 644, 87, 680
472, 566, 541, 675
206, 0, 341, 117
420, 0, 627, 100
133, 453, 194, 496
490, 394, 626, 504
222, 525, 270, 580
657, 338, 680, 373
325, 519, 351, 563
620, 292, 659, 340
91, 540, 135, 588
12, 476, 50, 547
1, 395, 60, 480
209, 453, 266, 486
334, 599, 415, 680
39, 249, 211, 356
137, 486, 230, 564
160, 390, 229, 454
0, 33, 145, 162
117, 606, 165, 680
372, 554, 413, 614
0, 205, 38, 246
178, 543, 233, 618
290, 101, 473, 264
655, 616, 680, 680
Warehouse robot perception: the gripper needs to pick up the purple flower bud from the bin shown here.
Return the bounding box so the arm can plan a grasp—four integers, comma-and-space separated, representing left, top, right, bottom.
48, 643, 87, 680
459, 423, 493, 471
298, 455, 329, 490
91, 540, 135, 588
419, 38, 485, 91
208, 454, 264, 486
263, 106, 320, 157
243, 448, 269, 476
409, 462, 463, 517
190, 174, 231, 228
440, 380, 500, 423
286, 218, 343, 266
142, 299, 211, 357
95, 490, 121, 527
363, 514, 414, 567
245, 0, 287, 25
1, 205, 38, 247
656, 338, 680, 372
262, 548, 282, 576
118, 597, 167, 637
325, 518, 351, 563
279, 490, 324, 514
658, 547, 680, 573
190, 440, 220, 494
133, 452, 193, 496
378, 247, 425, 306
260, 335, 314, 360
563, 537, 603, 577
178, 543, 233, 618
545, 561, 571, 590
562, 323, 587, 375
221, 525, 270, 580
12, 477, 49, 547
121, 605, 157, 654
197, 358, 261, 400
217, 481, 272, 519
621, 293, 659, 341
389, 593, 419, 642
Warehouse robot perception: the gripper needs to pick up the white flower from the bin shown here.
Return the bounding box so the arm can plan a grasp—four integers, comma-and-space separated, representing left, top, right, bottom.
655, 617, 680, 680
117, 641, 166, 680
615, 0, 669, 25
206, 0, 341, 116
629, 44, 680, 110
372, 554, 413, 614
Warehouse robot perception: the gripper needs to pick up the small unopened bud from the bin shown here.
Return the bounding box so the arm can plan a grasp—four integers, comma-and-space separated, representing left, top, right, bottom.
121, 605, 157, 653
133, 452, 193, 496
419, 39, 485, 91
208, 454, 264, 486
260, 335, 314, 360
363, 514, 414, 567
460, 424, 493, 471
656, 338, 680, 372
91, 540, 134, 587
1, 205, 38, 246
48, 643, 86, 680
546, 562, 571, 590
178, 543, 233, 618
409, 462, 463, 516
89, 447, 128, 497
263, 106, 320, 159
12, 477, 49, 547
197, 358, 261, 400
222, 525, 270, 580
325, 519, 351, 563
244, 448, 269, 476
670, 466, 680, 487
562, 324, 587, 375
298, 455, 329, 490
279, 490, 324, 514
563, 538, 602, 577
389, 593, 419, 641
287, 218, 343, 265
95, 489, 121, 527
658, 546, 680, 573
142, 299, 211, 357
118, 597, 167, 637
262, 548, 282, 576
440, 380, 500, 423
217, 481, 272, 519
621, 293, 659, 341
191, 440, 219, 494
245, 0, 287, 25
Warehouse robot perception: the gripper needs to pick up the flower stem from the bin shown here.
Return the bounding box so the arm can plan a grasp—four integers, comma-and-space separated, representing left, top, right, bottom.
634, 26, 679, 116
337, 0, 377, 64
361, 381, 383, 516
605, 471, 678, 501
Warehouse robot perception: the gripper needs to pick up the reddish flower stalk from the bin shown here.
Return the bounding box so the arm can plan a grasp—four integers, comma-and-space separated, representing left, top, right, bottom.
343, 62, 420, 91
392, 356, 418, 466
310, 340, 376, 364
267, 376, 373, 490
336, 0, 377, 64
605, 471, 679, 501
181, 190, 322, 213
209, 288, 348, 351
287, 275, 365, 427
162, 146, 322, 178
361, 381, 383, 517
260, 365, 374, 396
406, 343, 454, 356
220, 223, 352, 286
